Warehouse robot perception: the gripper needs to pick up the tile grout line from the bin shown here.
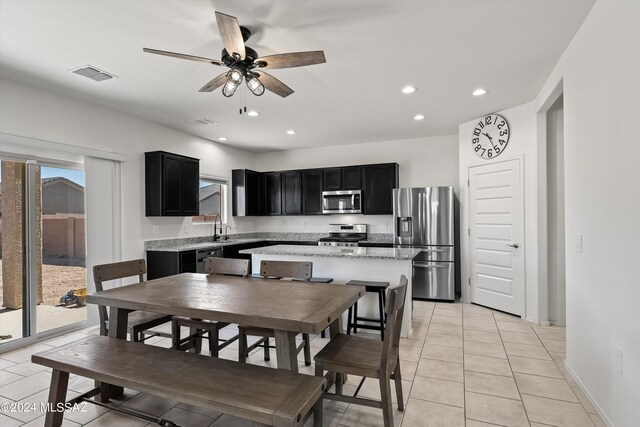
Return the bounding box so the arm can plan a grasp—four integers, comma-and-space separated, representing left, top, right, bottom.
400, 303, 435, 427
494, 309, 533, 426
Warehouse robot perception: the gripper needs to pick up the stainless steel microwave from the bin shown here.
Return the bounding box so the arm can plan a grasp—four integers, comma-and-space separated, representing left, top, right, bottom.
322, 190, 362, 214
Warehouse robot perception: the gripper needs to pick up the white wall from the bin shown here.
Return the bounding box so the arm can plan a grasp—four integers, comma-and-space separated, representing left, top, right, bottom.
546, 97, 565, 326
254, 135, 459, 233
534, 2, 640, 425
459, 102, 539, 321
0, 77, 256, 260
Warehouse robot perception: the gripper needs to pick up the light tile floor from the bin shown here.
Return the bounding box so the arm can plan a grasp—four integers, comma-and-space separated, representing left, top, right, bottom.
0, 301, 606, 426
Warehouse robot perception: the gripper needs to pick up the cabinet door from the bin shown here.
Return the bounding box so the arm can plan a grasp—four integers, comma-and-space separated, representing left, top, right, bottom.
302, 169, 324, 214
282, 171, 303, 215
323, 168, 342, 191
342, 166, 362, 190
232, 169, 262, 216
180, 158, 200, 215
362, 163, 399, 214
245, 170, 262, 216
162, 154, 182, 215
263, 172, 282, 215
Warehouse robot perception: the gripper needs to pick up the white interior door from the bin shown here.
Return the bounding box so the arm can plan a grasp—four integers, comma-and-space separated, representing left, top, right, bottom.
469, 159, 524, 315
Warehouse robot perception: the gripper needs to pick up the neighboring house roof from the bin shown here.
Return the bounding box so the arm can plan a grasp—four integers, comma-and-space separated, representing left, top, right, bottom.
199, 185, 220, 202
42, 177, 84, 192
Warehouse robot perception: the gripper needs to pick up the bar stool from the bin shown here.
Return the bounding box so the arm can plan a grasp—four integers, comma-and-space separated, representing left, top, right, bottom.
346, 280, 390, 341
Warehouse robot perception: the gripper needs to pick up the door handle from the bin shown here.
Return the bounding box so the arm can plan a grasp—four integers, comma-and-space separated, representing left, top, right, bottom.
506, 243, 520, 249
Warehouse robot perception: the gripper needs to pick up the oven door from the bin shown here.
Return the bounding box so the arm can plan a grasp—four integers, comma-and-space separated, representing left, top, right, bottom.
322, 190, 362, 214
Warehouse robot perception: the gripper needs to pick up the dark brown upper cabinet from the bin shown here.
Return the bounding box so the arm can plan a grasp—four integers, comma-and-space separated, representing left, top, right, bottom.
323, 168, 342, 191
282, 171, 303, 215
341, 166, 362, 190
362, 163, 399, 215
302, 169, 324, 215
232, 169, 262, 216
262, 172, 283, 215
145, 151, 199, 217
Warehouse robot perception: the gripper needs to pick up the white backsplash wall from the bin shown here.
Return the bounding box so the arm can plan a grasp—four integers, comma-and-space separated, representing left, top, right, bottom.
255, 214, 394, 234
254, 134, 459, 233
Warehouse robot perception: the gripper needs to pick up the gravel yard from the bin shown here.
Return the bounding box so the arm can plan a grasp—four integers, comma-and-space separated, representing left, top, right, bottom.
0, 259, 87, 308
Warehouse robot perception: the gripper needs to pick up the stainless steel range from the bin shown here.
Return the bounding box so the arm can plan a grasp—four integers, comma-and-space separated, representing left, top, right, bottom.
318, 224, 367, 247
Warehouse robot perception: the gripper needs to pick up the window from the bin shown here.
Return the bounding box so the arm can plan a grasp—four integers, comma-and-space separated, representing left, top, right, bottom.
193, 177, 227, 224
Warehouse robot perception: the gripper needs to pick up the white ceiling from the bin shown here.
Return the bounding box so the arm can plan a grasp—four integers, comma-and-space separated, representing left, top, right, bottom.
0, 0, 594, 152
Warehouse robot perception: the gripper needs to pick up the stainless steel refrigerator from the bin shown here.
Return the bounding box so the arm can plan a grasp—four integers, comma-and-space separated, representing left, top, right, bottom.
393, 187, 459, 301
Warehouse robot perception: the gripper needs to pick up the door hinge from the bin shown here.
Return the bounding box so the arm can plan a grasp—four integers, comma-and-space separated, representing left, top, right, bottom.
467, 228, 470, 236
467, 178, 470, 186
468, 278, 471, 286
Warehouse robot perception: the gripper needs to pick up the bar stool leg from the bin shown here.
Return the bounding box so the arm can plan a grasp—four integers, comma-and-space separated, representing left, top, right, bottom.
378, 290, 385, 341
347, 306, 353, 335
353, 301, 359, 334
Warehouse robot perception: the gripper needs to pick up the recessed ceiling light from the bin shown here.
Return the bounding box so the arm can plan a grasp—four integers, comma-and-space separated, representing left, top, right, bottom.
472, 88, 488, 96
402, 86, 417, 94
414, 114, 425, 121
286, 130, 296, 135
218, 137, 228, 141
247, 111, 259, 117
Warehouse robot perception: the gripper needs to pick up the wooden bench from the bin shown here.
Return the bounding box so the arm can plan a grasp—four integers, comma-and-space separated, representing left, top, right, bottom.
32, 335, 325, 427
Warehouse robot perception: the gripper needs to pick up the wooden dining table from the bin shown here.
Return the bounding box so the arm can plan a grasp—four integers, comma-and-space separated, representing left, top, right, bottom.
85, 273, 364, 374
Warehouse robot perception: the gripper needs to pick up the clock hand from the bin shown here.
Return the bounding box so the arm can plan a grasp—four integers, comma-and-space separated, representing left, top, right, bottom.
482, 132, 498, 151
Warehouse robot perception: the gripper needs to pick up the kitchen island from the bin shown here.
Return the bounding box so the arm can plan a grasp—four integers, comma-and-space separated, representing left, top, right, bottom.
240, 244, 419, 337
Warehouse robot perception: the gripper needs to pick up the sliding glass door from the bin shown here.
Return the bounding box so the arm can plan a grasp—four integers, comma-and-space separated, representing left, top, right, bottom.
0, 159, 87, 350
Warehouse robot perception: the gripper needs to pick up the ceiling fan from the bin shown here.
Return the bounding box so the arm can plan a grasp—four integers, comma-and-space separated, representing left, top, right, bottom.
143, 11, 326, 98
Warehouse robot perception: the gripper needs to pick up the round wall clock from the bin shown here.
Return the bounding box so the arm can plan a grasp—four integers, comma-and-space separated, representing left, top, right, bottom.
471, 113, 510, 159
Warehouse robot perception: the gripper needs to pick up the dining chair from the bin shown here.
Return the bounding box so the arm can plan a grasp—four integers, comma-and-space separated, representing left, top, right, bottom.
172, 257, 249, 356
238, 260, 313, 365
93, 259, 173, 342
313, 275, 408, 427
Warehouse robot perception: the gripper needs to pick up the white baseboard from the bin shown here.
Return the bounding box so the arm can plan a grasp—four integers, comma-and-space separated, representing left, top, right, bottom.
564, 361, 615, 427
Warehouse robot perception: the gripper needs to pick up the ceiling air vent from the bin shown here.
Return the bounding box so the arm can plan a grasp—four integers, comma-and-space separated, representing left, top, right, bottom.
71, 65, 116, 82
190, 118, 218, 125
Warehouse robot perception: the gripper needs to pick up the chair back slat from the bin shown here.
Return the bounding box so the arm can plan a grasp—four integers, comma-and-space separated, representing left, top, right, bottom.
379, 275, 408, 374
92, 259, 146, 336
260, 260, 312, 281
205, 257, 250, 277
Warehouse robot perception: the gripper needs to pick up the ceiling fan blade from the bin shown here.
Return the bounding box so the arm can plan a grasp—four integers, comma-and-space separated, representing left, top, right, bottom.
255, 51, 326, 69
199, 73, 228, 92
143, 48, 224, 66
215, 11, 246, 60
256, 72, 294, 98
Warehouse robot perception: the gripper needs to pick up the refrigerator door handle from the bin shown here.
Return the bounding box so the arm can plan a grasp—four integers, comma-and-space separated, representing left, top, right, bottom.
413, 263, 450, 269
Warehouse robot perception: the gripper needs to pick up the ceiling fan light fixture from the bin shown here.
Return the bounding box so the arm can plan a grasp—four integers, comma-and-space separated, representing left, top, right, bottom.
246, 74, 265, 96
228, 66, 244, 84
222, 79, 239, 97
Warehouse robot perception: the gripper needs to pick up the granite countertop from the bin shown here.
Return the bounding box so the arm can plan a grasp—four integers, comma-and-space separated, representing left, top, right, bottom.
146, 238, 266, 252
144, 232, 394, 252
240, 244, 419, 261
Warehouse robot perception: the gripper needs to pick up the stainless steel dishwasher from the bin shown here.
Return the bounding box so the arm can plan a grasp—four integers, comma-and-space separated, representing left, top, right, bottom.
196, 247, 223, 273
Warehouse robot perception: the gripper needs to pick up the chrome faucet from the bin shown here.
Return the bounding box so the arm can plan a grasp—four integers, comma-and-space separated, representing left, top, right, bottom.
212, 215, 222, 241
224, 225, 232, 240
